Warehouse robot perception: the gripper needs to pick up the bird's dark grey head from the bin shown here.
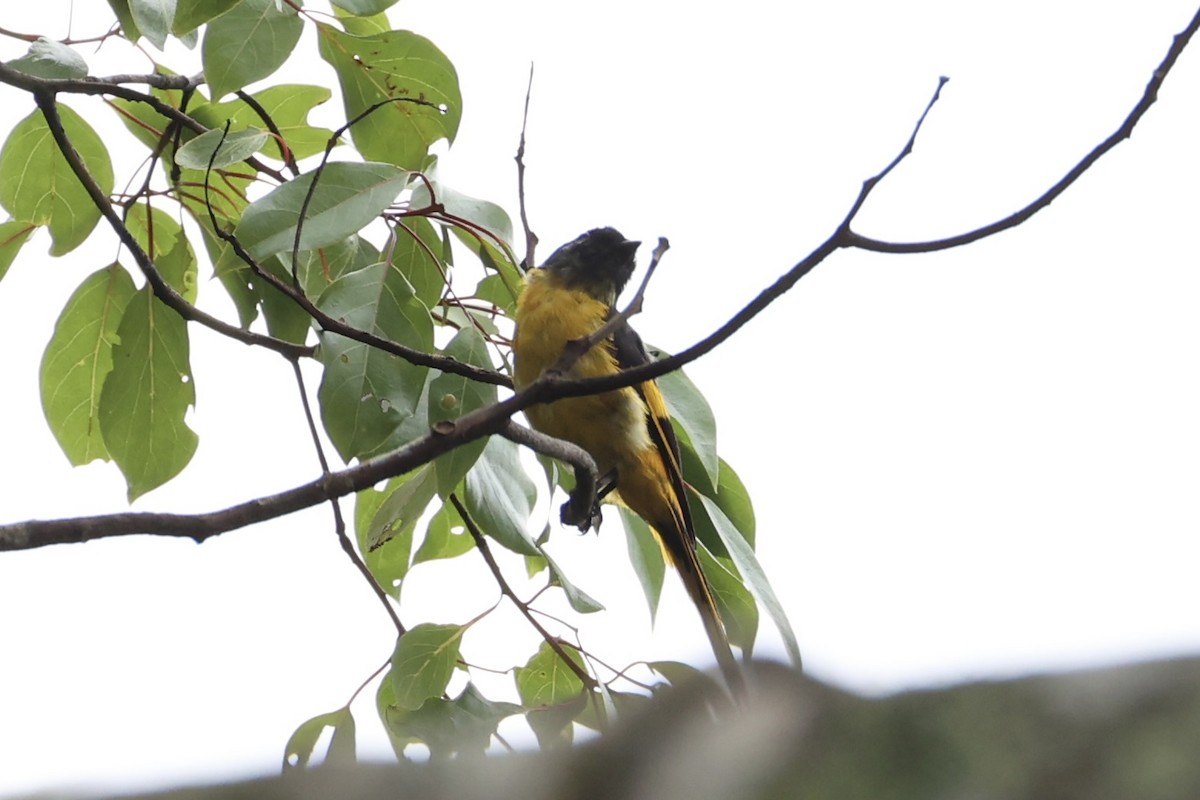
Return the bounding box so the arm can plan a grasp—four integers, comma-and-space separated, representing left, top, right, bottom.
540, 227, 640, 304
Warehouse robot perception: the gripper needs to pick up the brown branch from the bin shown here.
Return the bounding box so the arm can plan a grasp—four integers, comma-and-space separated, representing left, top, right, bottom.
515, 62, 538, 269
290, 359, 405, 636
534, 3, 1198, 401
499, 420, 600, 530
449, 493, 598, 691
0, 391, 516, 551
846, 6, 1200, 253
235, 89, 300, 177
33, 91, 313, 361
0, 64, 287, 183
203, 194, 513, 387
6, 6, 1197, 560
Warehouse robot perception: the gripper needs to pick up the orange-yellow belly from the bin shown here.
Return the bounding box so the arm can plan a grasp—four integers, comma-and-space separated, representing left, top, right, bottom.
512, 271, 650, 475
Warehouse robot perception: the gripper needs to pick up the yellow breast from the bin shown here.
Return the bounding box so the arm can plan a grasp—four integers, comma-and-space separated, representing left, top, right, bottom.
512, 270, 650, 474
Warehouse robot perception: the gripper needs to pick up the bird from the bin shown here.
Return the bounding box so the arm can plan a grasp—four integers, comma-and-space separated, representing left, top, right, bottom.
511, 227, 742, 691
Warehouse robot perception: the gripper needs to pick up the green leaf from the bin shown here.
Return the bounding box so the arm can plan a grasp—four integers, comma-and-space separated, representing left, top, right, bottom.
203, 225, 259, 328
413, 501, 475, 564
362, 465, 437, 552
327, 710, 357, 766
698, 545, 758, 655
283, 708, 355, 770
648, 660, 708, 687
99, 284, 197, 501
330, 0, 398, 15
412, 180, 513, 246
657, 363, 720, 492
40, 264, 137, 466
516, 642, 588, 748
196, 84, 335, 161
0, 220, 36, 283
429, 327, 496, 496
462, 436, 538, 556
317, 24, 461, 169
695, 494, 802, 667
449, 225, 522, 312
172, 0, 239, 35
390, 623, 466, 711
174, 127, 268, 169
315, 262, 432, 460
256, 254, 313, 344
106, 0, 142, 41
390, 216, 445, 309
380, 697, 454, 757
176, 158, 254, 230
540, 546, 604, 614
446, 683, 523, 752
0, 105, 113, 256
131, 0, 176, 49
125, 204, 197, 302
109, 77, 201, 152
7, 38, 88, 79
515, 641, 586, 707
472, 273, 519, 317
620, 507, 665, 624
574, 687, 650, 732
333, 8, 391, 37
356, 471, 431, 596
288, 235, 380, 305
236, 161, 409, 259
713, 458, 756, 548
202, 0, 303, 100
378, 683, 520, 758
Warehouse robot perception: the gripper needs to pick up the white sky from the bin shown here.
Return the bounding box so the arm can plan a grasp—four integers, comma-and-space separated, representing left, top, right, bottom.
3, 0, 1200, 796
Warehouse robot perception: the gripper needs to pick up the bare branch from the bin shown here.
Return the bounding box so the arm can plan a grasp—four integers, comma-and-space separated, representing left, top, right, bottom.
290, 359, 406, 635
550, 237, 670, 376
499, 420, 601, 530
515, 62, 538, 269
846, 5, 1200, 253
450, 493, 598, 691
0, 391, 516, 551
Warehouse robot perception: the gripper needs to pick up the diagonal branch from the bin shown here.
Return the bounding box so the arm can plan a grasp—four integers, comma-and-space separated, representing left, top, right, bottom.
6, 6, 1198, 556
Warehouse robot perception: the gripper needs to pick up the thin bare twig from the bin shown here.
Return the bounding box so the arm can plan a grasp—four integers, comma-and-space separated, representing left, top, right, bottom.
235, 89, 301, 177
515, 62, 538, 269
449, 493, 598, 691
847, 5, 1200, 253
290, 359, 405, 635
549, 237, 670, 376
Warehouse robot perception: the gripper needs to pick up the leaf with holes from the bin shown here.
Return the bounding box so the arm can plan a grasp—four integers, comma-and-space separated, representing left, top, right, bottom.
429, 327, 496, 496
41, 264, 137, 466
282, 707, 355, 770
317, 24, 461, 169
316, 262, 432, 460
98, 283, 197, 501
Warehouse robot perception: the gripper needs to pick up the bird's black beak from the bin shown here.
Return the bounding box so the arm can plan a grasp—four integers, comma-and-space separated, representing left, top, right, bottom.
622, 239, 641, 257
